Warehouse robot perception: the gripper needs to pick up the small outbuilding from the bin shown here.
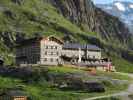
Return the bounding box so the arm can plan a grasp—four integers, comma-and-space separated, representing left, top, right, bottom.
0, 90, 27, 100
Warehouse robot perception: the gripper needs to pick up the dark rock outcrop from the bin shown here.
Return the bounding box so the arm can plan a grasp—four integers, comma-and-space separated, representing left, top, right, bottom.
0, 66, 105, 92
11, 0, 24, 5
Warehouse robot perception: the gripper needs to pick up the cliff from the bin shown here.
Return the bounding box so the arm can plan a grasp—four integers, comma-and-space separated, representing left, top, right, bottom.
47, 0, 132, 47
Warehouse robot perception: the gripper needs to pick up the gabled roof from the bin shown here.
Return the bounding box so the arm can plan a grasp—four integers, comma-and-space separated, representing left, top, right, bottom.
63, 43, 101, 51
48, 36, 63, 44
7, 90, 27, 97
16, 37, 42, 47
16, 36, 63, 47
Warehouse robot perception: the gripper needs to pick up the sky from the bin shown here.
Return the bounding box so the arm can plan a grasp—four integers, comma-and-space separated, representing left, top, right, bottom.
93, 0, 133, 4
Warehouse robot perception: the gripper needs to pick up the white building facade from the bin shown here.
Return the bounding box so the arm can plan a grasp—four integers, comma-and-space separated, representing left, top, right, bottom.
16, 36, 101, 66
40, 37, 62, 65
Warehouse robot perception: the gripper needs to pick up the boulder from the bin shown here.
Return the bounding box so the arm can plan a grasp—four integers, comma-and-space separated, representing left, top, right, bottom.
83, 81, 105, 92
57, 75, 105, 93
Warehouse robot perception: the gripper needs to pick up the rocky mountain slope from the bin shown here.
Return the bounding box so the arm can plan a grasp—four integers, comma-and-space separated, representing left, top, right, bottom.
0, 0, 132, 71
46, 0, 132, 46
96, 1, 133, 33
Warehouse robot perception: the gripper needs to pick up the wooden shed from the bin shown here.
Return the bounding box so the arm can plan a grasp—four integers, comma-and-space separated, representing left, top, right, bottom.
0, 90, 27, 100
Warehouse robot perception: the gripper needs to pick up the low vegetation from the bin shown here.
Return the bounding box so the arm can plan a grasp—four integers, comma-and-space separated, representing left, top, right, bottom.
47, 66, 84, 74
97, 71, 131, 80
47, 66, 131, 80
112, 56, 133, 73
95, 97, 120, 100
0, 66, 131, 100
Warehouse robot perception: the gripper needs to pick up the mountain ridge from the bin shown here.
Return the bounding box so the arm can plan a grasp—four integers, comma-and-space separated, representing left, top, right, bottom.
96, 1, 133, 34
49, 0, 132, 45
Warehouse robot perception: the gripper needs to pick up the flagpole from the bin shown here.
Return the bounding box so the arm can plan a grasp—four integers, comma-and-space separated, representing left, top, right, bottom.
78, 47, 81, 69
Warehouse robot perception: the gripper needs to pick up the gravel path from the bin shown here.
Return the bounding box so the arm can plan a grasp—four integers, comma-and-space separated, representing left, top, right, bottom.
83, 72, 133, 100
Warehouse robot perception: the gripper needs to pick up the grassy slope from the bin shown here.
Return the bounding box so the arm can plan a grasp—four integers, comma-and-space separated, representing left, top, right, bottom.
0, 0, 91, 38
0, 66, 130, 100
0, 0, 94, 64
112, 56, 133, 73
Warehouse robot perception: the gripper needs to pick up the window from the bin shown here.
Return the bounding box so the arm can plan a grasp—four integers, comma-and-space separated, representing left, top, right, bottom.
48, 46, 51, 49
57, 52, 59, 55
14, 97, 26, 100
44, 58, 47, 61
45, 52, 47, 55
53, 46, 55, 49
45, 46, 48, 49
56, 59, 59, 62
50, 58, 53, 62
51, 52, 53, 55
51, 46, 54, 49
55, 46, 57, 49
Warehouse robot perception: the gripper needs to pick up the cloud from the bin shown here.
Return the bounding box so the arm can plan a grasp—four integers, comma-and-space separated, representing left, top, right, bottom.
93, 0, 133, 4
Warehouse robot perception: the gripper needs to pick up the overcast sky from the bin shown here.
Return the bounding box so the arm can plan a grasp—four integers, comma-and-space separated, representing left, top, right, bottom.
93, 0, 133, 4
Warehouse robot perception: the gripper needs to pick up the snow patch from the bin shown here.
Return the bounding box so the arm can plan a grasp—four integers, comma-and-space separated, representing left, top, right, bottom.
129, 4, 133, 9
106, 6, 112, 10
114, 2, 126, 11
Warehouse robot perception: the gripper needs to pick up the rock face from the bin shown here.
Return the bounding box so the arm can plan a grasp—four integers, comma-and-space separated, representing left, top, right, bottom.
46, 0, 132, 48
96, 1, 133, 34
51, 0, 96, 31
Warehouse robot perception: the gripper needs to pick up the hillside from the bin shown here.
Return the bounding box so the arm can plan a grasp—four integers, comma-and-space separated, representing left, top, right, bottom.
0, 66, 131, 100
0, 0, 132, 72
